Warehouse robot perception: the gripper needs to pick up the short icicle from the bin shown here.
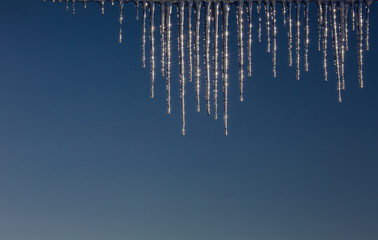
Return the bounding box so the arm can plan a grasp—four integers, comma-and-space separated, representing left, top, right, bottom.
222, 2, 230, 136
282, 0, 287, 26
136, 1, 140, 20
150, 1, 155, 98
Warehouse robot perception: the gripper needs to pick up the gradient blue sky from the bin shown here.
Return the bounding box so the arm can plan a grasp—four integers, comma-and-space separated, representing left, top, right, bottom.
0, 1, 377, 240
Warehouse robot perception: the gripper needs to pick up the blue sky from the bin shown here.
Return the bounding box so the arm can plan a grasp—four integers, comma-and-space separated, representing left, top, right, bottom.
0, 1, 377, 240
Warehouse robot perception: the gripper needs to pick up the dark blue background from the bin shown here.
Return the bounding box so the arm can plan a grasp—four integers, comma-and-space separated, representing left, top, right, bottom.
0, 1, 377, 239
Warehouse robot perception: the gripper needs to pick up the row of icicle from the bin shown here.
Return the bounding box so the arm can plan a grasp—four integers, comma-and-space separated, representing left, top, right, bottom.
46, 0, 374, 135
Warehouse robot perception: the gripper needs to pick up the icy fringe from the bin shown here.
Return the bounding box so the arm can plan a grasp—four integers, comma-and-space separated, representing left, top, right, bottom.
46, 0, 374, 135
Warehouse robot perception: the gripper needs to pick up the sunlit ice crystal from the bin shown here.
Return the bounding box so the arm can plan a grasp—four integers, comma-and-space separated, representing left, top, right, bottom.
46, 0, 375, 135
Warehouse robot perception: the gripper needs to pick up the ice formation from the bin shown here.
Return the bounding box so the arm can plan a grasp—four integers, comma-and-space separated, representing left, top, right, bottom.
44, 0, 375, 135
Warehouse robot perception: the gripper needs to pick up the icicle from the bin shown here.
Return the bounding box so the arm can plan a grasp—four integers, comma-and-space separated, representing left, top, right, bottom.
166, 3, 172, 114
100, 0, 105, 15
295, 1, 300, 80
188, 1, 193, 82
366, 1, 371, 51
195, 2, 202, 112
357, 0, 364, 88
119, 0, 124, 44
282, 0, 287, 26
142, 1, 147, 68
66, 0, 69, 11
72, 0, 76, 15
304, 0, 309, 72
222, 2, 230, 136
339, 0, 346, 90
248, 0, 253, 77
351, 0, 355, 31
178, 1, 186, 135
317, 0, 323, 51
237, 0, 244, 101
258, 0, 262, 43
272, 0, 277, 77
84, 0, 87, 9
265, 0, 271, 52
322, 2, 328, 82
135, 1, 139, 20
345, 2, 349, 51
111, 0, 114, 6
160, 3, 166, 76
150, 1, 155, 98
214, 1, 220, 120
205, 1, 212, 114
288, 1, 293, 67
330, 2, 342, 102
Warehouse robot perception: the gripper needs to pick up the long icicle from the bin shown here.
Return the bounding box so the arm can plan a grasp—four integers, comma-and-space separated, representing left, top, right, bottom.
366, 0, 371, 51
160, 2, 166, 76
258, 0, 262, 43
205, 1, 212, 114
248, 0, 253, 77
266, 0, 271, 52
142, 1, 147, 68
214, 1, 220, 120
119, 0, 124, 44
296, 0, 300, 80
178, 1, 186, 135
340, 0, 346, 90
357, 0, 364, 88
322, 1, 328, 82
149, 1, 155, 98
166, 3, 172, 114
188, 0, 193, 82
195, 2, 202, 112
222, 2, 230, 136
330, 1, 342, 102
237, 0, 244, 101
304, 0, 309, 72
317, 0, 323, 51
272, 0, 277, 77
288, 1, 293, 67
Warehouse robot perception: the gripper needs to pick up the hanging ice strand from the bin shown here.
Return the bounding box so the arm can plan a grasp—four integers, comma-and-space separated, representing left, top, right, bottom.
322, 1, 328, 82
330, 1, 342, 102
247, 0, 253, 77
357, 0, 364, 88
237, 0, 245, 100
222, 2, 230, 136
272, 0, 277, 77
150, 1, 155, 98
213, 1, 220, 120
160, 2, 166, 77
304, 0, 309, 72
142, 1, 147, 68
295, 0, 301, 80
165, 2, 172, 114
195, 2, 202, 112
188, 0, 194, 83
288, 0, 293, 67
205, 1, 212, 114
178, 1, 186, 135
119, 0, 124, 43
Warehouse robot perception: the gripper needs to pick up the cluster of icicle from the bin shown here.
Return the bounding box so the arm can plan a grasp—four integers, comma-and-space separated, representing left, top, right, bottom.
45, 0, 374, 135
